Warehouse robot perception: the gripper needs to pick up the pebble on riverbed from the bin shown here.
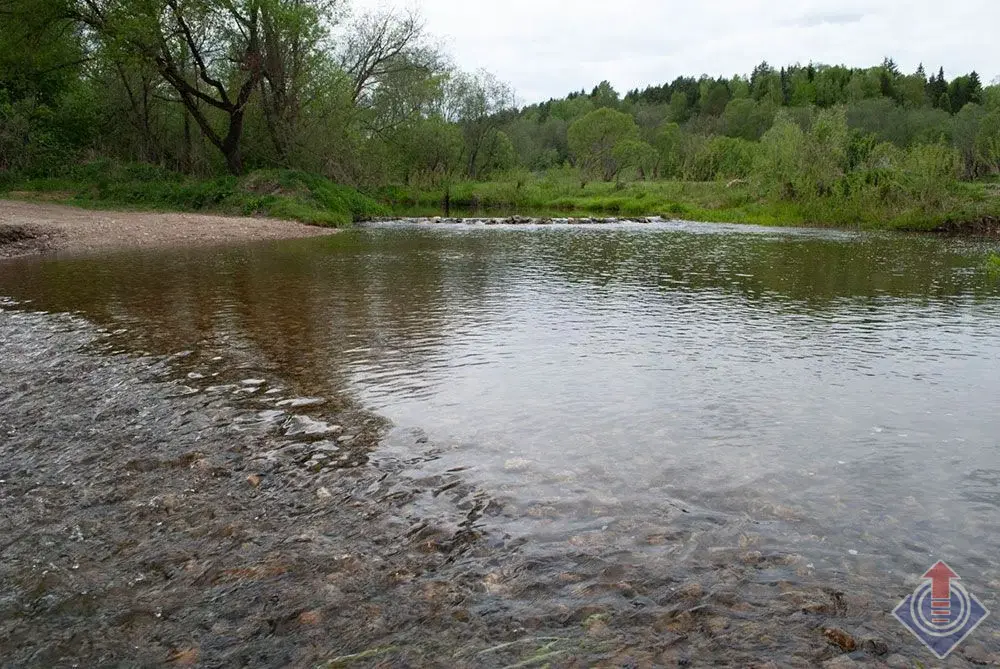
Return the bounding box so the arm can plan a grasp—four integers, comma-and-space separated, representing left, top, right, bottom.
284, 415, 342, 438
275, 397, 327, 409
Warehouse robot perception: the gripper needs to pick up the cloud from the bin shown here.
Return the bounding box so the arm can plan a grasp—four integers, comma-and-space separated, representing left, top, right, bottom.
793, 11, 866, 27
353, 0, 1000, 104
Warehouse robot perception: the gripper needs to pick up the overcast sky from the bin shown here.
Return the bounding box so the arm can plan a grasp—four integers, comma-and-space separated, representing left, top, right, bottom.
353, 0, 999, 105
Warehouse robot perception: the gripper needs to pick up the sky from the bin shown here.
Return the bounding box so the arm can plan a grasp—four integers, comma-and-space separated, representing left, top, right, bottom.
352, 0, 1000, 105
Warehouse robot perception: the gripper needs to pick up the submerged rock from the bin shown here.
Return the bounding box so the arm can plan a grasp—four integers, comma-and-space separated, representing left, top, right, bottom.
284, 415, 341, 438
310, 441, 340, 454
823, 627, 857, 653
257, 410, 287, 424
276, 397, 326, 409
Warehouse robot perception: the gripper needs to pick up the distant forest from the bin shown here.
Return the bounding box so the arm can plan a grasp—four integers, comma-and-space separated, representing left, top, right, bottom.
506, 60, 998, 182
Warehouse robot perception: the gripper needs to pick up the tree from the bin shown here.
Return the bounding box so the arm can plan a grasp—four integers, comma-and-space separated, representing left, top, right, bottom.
845, 69, 880, 102
902, 143, 959, 210
975, 112, 1000, 176
589, 80, 619, 109
985, 84, 1000, 112
654, 121, 683, 178
801, 107, 850, 196
0, 0, 84, 105
947, 73, 983, 113
66, 0, 279, 174
788, 68, 816, 106
758, 111, 806, 199
927, 68, 949, 110
612, 138, 658, 180
256, 0, 339, 163
953, 103, 986, 177
813, 65, 852, 107
567, 107, 638, 182
338, 5, 445, 146
472, 129, 516, 178
699, 78, 730, 116
898, 69, 928, 108
721, 98, 774, 141
668, 91, 689, 122
0, 0, 93, 169
444, 69, 514, 179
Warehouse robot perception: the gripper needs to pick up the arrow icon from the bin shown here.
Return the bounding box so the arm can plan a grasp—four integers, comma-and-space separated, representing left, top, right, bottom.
924, 561, 960, 624
893, 560, 990, 659
925, 561, 960, 600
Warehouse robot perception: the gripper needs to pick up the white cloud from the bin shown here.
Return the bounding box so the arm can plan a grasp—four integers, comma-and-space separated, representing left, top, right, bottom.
352, 0, 1000, 104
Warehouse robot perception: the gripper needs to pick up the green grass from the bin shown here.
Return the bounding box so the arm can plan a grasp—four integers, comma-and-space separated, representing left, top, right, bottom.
376, 172, 1000, 232
987, 253, 1000, 276
4, 161, 997, 233
0, 161, 387, 227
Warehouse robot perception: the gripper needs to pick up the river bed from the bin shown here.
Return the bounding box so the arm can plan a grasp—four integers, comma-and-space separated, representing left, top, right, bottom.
3, 219, 1000, 667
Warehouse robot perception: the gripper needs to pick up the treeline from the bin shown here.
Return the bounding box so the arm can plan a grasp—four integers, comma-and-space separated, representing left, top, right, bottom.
1, 0, 999, 225
506, 61, 1000, 185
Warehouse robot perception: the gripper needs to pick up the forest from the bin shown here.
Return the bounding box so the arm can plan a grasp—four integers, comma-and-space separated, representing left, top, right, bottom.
2, 0, 999, 228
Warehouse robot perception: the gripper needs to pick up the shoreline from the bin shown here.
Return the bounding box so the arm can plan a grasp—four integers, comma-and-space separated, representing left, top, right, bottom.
0, 199, 340, 260
2, 199, 998, 262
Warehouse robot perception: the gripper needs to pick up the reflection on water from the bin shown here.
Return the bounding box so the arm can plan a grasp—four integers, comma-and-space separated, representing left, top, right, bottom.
3, 220, 1000, 602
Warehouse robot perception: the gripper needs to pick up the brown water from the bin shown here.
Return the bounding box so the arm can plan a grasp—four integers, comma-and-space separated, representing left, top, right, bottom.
3, 220, 1000, 664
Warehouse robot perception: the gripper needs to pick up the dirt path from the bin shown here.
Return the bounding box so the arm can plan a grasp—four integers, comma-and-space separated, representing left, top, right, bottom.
0, 199, 338, 259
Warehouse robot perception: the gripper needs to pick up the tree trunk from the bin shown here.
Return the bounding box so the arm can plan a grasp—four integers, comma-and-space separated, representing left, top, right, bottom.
182, 111, 191, 172
221, 111, 245, 175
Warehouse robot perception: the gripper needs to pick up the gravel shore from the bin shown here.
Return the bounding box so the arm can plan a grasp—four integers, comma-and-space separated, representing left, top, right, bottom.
0, 199, 338, 259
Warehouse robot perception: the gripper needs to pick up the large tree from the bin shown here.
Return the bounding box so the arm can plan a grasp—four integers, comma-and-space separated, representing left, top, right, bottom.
567, 107, 638, 182
443, 69, 514, 179
66, 0, 288, 174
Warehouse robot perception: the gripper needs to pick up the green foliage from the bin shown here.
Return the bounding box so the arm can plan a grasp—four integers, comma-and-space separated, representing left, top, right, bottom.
567, 108, 639, 182
682, 136, 759, 181
975, 112, 1000, 176
758, 112, 807, 199
653, 122, 683, 178
611, 139, 658, 180
2, 162, 386, 226
721, 98, 775, 140
800, 107, 850, 197
472, 130, 517, 179
377, 169, 999, 232
396, 115, 464, 185
986, 253, 1000, 277
1, 10, 996, 236
901, 143, 960, 210
985, 85, 1000, 112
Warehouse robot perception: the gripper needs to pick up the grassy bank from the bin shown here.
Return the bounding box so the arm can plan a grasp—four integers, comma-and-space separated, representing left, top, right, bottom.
3, 163, 997, 232
0, 162, 387, 227
377, 173, 1000, 231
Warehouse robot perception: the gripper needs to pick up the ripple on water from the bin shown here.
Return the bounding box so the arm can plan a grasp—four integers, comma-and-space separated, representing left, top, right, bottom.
2, 221, 1000, 644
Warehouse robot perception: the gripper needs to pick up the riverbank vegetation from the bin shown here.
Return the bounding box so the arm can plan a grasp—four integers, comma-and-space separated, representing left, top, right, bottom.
2, 163, 385, 226
1, 0, 999, 229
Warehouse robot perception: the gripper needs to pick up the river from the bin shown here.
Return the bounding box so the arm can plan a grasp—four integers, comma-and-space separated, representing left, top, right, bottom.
2, 219, 999, 666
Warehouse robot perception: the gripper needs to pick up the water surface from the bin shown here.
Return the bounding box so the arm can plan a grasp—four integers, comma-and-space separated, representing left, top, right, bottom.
3, 220, 1000, 619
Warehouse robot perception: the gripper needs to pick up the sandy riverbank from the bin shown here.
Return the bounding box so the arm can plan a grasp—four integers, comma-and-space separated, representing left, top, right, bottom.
0, 199, 339, 259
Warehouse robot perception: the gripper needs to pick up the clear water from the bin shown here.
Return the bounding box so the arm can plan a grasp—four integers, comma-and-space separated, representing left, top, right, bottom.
3, 220, 1000, 611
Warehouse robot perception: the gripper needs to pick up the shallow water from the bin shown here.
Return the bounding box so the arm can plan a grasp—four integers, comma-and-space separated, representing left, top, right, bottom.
3, 220, 1000, 661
